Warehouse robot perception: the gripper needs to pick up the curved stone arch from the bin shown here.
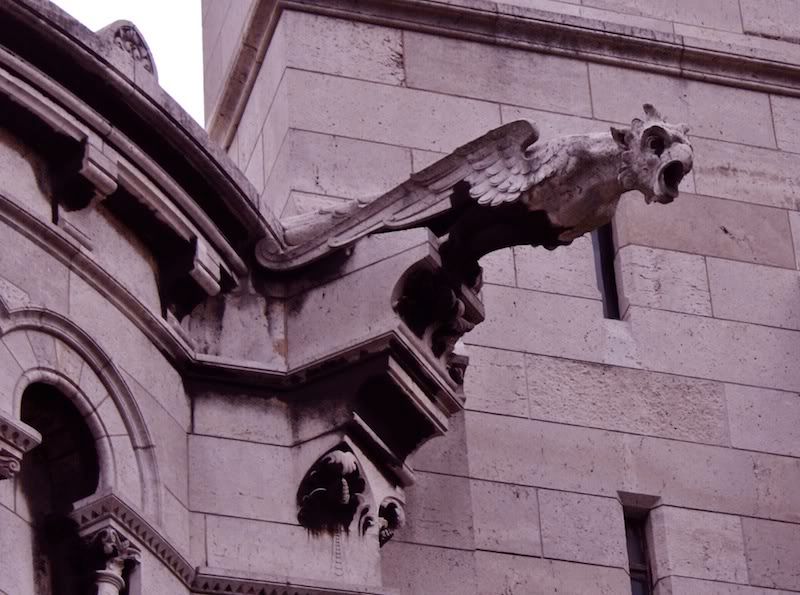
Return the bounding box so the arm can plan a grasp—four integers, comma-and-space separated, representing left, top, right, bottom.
0, 304, 161, 520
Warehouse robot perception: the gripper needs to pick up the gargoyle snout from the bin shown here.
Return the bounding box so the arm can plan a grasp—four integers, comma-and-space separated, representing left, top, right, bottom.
653, 143, 693, 203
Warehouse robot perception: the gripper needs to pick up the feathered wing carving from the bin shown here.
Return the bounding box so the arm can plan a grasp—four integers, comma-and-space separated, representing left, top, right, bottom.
271, 121, 542, 267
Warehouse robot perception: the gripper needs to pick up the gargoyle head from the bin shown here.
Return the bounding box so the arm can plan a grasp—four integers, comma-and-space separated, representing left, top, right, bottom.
612, 104, 693, 204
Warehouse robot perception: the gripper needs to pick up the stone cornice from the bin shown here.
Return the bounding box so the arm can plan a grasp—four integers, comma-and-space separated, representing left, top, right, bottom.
70, 492, 195, 587
1, 0, 285, 253
192, 567, 399, 595
208, 0, 800, 148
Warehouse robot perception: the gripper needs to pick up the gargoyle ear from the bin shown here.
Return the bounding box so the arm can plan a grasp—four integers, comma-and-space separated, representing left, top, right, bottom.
643, 103, 663, 120
611, 126, 630, 148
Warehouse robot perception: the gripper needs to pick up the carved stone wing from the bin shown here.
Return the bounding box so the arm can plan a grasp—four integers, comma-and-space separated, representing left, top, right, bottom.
257, 121, 541, 270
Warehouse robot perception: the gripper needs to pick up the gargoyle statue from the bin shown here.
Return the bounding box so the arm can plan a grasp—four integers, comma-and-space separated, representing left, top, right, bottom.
257, 104, 693, 287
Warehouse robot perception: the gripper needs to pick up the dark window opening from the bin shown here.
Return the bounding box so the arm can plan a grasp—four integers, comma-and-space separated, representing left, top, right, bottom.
592, 222, 621, 320
625, 514, 652, 595
20, 383, 100, 595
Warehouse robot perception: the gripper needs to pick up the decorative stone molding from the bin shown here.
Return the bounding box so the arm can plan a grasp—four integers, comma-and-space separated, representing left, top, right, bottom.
192, 567, 400, 595
89, 527, 141, 595
98, 20, 158, 79
70, 491, 194, 586
0, 411, 42, 479
297, 446, 371, 535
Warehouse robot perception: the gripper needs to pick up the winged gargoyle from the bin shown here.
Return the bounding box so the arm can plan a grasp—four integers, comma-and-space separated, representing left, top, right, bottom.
256, 104, 693, 288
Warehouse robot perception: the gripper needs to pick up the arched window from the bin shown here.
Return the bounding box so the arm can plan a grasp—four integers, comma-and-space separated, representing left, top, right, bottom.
19, 382, 100, 595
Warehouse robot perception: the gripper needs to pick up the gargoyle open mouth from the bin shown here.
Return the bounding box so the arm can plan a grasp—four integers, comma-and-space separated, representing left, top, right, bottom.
655, 160, 686, 203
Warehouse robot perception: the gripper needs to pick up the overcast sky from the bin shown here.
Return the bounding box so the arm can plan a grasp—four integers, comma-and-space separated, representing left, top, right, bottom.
52, 0, 205, 124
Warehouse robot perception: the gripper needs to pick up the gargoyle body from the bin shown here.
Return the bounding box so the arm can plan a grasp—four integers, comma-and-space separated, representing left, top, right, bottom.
257, 105, 693, 287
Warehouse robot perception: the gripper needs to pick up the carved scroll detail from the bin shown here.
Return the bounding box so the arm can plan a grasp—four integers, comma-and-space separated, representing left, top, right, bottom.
297, 447, 371, 535
0, 452, 21, 479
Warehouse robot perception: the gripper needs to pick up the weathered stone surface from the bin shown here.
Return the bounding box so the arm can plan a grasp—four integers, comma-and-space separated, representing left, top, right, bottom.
790, 212, 800, 269
693, 138, 800, 210
581, 0, 742, 31
500, 105, 611, 140
725, 384, 800, 457
526, 354, 729, 444
382, 541, 476, 595
538, 490, 626, 567
751, 453, 800, 524
741, 0, 800, 43
655, 575, 794, 594
188, 435, 295, 523
771, 95, 800, 154
0, 341, 21, 414
69, 206, 162, 313
236, 18, 287, 172
0, 129, 52, 222
0, 507, 35, 595
412, 410, 470, 477
123, 370, 189, 503
707, 258, 800, 330
467, 284, 607, 361
193, 392, 291, 446
624, 434, 758, 516
614, 192, 796, 269
475, 551, 630, 595
109, 434, 144, 509
400, 471, 474, 549
285, 12, 405, 85
470, 479, 541, 555
68, 272, 190, 427
515, 235, 601, 300
286, 69, 502, 152
0, 224, 69, 314
404, 32, 591, 116
742, 517, 800, 591
649, 507, 748, 584
282, 130, 412, 202
479, 248, 516, 287
616, 245, 712, 316
590, 65, 774, 147
463, 346, 528, 417
627, 305, 800, 392
676, 22, 800, 64
578, 5, 676, 32
161, 486, 191, 557
466, 412, 626, 495
138, 547, 191, 595
242, 132, 264, 194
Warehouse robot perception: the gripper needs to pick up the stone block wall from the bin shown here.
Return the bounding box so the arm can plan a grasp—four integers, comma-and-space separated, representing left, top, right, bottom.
203, 2, 800, 594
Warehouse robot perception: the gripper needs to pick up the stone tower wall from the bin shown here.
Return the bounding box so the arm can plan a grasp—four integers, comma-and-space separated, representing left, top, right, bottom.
203, 1, 800, 593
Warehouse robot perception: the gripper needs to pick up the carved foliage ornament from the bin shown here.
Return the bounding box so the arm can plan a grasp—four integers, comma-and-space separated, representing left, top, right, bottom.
98, 20, 158, 78
258, 104, 692, 284
297, 447, 369, 535
90, 527, 141, 595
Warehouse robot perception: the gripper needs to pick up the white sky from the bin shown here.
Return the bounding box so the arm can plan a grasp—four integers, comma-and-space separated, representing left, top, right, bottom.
52, 0, 205, 124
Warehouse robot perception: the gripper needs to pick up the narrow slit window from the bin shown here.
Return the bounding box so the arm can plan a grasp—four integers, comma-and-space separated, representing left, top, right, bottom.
625, 514, 652, 595
592, 222, 621, 320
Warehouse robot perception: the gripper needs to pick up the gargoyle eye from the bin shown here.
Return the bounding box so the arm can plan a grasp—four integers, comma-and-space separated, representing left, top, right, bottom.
647, 135, 665, 156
